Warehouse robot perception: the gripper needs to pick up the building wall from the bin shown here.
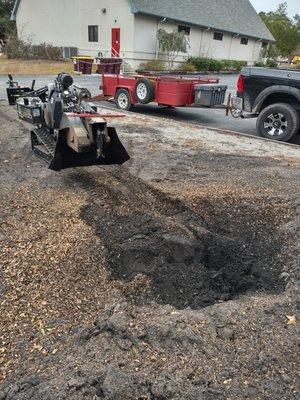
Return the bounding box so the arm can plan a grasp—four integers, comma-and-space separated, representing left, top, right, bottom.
16, 0, 134, 58
133, 16, 193, 68
133, 15, 158, 62
16, 0, 80, 47
78, 0, 135, 58
133, 15, 265, 68
16, 0, 266, 67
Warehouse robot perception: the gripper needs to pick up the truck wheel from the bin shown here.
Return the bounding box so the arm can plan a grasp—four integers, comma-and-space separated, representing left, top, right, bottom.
115, 89, 133, 111
257, 103, 300, 142
135, 78, 155, 104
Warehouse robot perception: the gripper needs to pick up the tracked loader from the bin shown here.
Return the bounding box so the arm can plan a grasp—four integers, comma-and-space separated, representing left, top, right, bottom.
14, 73, 130, 171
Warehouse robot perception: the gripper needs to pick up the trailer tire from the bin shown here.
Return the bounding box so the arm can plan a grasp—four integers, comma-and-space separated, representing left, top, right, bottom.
115, 89, 133, 111
257, 103, 299, 142
135, 78, 155, 104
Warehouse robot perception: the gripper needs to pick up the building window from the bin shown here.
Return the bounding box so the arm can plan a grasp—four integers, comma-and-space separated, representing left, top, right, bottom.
178, 25, 191, 35
241, 37, 248, 45
88, 25, 98, 42
213, 32, 223, 41
262, 41, 268, 48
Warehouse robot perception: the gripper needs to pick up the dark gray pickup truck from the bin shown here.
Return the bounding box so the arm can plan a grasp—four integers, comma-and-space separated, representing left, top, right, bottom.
232, 67, 300, 142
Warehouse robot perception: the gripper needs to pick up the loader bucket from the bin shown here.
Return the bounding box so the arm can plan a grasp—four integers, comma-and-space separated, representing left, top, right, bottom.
49, 127, 130, 171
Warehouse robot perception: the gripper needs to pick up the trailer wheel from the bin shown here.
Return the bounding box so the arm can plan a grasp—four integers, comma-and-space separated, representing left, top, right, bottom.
135, 78, 155, 104
257, 103, 299, 142
115, 89, 133, 111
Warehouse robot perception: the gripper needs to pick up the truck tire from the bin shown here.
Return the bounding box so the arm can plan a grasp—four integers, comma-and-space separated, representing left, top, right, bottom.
115, 89, 133, 111
135, 78, 155, 104
257, 103, 300, 142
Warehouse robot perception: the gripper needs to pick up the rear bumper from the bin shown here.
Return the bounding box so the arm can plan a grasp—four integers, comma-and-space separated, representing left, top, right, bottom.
232, 96, 258, 119
232, 96, 244, 110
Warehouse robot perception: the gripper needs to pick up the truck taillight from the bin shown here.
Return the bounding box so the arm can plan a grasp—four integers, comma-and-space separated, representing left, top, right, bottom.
237, 74, 245, 93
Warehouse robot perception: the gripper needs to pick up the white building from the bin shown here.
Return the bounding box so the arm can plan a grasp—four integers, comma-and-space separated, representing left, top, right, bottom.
12, 0, 274, 68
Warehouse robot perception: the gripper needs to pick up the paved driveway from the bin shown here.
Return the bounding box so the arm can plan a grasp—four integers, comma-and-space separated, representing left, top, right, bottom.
0, 73, 298, 143
104, 74, 258, 136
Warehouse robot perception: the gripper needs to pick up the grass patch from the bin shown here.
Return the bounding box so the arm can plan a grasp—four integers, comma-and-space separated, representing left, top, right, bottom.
0, 55, 97, 76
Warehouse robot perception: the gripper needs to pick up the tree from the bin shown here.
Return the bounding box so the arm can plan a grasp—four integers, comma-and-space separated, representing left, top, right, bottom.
259, 2, 300, 59
0, 0, 15, 41
260, 43, 278, 61
157, 28, 187, 69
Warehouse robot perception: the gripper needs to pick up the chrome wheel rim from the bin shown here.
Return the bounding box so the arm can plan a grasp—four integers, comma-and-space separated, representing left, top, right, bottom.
137, 83, 147, 100
263, 113, 288, 136
118, 93, 128, 109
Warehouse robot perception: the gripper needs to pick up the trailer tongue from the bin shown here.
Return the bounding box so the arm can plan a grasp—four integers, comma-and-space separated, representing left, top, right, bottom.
15, 73, 130, 171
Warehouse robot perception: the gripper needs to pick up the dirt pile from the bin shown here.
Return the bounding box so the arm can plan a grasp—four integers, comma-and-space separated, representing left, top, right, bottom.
0, 295, 298, 399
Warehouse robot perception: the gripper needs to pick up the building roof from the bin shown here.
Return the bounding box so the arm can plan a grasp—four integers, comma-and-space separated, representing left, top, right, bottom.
12, 0, 274, 42
130, 0, 275, 41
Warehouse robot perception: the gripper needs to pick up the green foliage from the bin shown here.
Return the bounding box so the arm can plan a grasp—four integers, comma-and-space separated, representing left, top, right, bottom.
0, 16, 14, 40
224, 60, 247, 70
138, 60, 166, 71
265, 58, 277, 68
260, 43, 279, 60
175, 61, 197, 72
254, 59, 278, 68
4, 34, 62, 60
207, 59, 223, 71
0, 0, 14, 14
187, 57, 209, 71
157, 28, 187, 69
0, 0, 15, 40
187, 57, 246, 72
259, 2, 300, 59
254, 62, 265, 67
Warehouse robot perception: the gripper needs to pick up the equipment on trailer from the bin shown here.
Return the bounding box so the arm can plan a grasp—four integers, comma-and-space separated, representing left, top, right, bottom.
16, 73, 130, 171
6, 75, 36, 105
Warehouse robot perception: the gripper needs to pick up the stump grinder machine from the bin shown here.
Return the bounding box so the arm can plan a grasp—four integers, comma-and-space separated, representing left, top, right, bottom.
13, 73, 130, 171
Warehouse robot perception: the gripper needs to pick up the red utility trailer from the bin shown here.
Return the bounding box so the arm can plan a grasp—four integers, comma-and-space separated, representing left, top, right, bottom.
99, 74, 227, 111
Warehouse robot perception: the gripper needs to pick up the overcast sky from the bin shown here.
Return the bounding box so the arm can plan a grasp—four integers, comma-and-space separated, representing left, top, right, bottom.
251, 0, 299, 18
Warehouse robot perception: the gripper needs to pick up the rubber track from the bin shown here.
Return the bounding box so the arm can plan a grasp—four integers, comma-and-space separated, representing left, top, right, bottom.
31, 128, 56, 164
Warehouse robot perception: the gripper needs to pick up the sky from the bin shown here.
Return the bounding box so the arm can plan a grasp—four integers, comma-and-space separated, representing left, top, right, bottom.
250, 0, 299, 18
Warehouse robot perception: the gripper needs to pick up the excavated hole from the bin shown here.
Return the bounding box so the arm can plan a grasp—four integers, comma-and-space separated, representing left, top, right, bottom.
86, 212, 285, 309
77, 171, 287, 309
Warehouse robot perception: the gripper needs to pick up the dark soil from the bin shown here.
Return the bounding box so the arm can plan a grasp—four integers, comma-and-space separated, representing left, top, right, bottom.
0, 103, 299, 399
78, 168, 285, 309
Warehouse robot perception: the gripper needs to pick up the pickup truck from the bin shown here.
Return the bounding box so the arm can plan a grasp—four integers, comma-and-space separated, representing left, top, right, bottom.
232, 67, 300, 142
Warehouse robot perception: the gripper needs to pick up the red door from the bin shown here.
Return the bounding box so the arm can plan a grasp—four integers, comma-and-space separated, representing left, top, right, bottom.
111, 28, 120, 57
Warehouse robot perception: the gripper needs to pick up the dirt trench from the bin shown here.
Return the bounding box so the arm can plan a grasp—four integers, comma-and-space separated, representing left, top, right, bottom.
66, 167, 288, 310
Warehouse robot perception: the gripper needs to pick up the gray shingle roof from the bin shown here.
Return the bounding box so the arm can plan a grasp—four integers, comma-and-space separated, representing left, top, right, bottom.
130, 0, 274, 41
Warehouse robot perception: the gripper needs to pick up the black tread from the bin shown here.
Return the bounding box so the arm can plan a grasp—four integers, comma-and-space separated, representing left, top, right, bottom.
135, 78, 155, 104
257, 103, 300, 142
31, 129, 56, 163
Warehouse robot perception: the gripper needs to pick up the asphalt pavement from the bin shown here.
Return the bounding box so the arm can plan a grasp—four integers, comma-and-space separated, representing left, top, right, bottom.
3, 73, 299, 141
0, 73, 259, 136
